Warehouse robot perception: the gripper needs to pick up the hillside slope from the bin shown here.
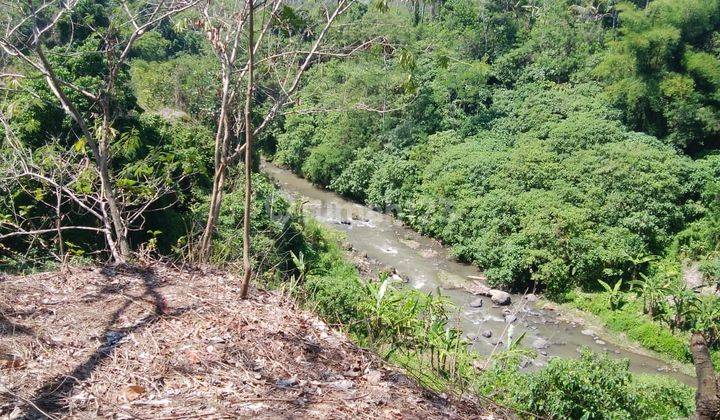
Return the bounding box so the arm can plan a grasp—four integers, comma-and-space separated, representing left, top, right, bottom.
0, 265, 491, 419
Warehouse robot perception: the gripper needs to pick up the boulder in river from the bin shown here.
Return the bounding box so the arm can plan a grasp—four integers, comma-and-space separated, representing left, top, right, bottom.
481, 330, 493, 338
469, 298, 484, 308
465, 282, 512, 305
581, 329, 597, 337
490, 290, 511, 305
399, 238, 421, 249
420, 249, 438, 259
466, 281, 491, 296
390, 273, 408, 283
504, 314, 517, 324
525, 293, 539, 302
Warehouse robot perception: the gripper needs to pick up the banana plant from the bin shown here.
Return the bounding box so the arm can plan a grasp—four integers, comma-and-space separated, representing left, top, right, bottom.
598, 279, 625, 310
631, 273, 669, 318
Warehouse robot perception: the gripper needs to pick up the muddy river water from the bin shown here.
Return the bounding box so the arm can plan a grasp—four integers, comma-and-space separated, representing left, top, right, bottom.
264, 162, 694, 386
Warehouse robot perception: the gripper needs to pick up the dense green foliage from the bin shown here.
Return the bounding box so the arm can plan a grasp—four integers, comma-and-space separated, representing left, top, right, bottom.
568, 283, 720, 366
271, 0, 720, 301
0, 1, 215, 269
1, 0, 718, 416
596, 0, 720, 151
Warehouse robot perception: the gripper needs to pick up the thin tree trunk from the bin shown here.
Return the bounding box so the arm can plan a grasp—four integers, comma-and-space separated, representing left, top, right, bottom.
100, 100, 130, 261
199, 66, 233, 263
239, 0, 254, 299
102, 153, 131, 261
691, 332, 720, 420
199, 162, 227, 261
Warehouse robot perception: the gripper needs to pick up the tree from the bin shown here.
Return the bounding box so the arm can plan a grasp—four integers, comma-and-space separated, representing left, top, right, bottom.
0, 0, 197, 264
194, 0, 358, 297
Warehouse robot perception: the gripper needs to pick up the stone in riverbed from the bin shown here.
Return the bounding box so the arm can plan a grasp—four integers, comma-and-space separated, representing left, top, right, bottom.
504, 314, 517, 324
481, 330, 493, 338
399, 238, 421, 250
525, 293, 539, 302
595, 339, 606, 346
466, 281, 492, 295
390, 273, 407, 283
532, 338, 549, 349
490, 290, 511, 305
581, 329, 596, 336
464, 281, 511, 304
469, 298, 484, 308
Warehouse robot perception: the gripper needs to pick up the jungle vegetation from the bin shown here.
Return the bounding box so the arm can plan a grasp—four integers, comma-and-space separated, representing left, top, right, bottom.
1, 0, 719, 417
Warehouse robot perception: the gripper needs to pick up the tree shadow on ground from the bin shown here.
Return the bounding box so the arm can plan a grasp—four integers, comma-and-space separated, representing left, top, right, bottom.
0, 312, 34, 337
22, 267, 189, 418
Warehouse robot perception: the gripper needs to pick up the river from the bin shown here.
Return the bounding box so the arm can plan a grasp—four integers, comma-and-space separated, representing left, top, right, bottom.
264, 162, 694, 386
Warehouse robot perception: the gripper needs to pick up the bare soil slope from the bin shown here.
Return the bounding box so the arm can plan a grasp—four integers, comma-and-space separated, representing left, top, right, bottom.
0, 265, 490, 419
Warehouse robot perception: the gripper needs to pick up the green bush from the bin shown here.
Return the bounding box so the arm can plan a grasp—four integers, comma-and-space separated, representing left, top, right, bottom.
520, 350, 694, 419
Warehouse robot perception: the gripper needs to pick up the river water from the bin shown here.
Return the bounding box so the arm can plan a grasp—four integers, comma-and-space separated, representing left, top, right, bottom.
264, 162, 694, 386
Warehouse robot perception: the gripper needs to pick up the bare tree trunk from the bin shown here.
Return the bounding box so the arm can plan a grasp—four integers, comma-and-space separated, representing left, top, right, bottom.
99, 154, 131, 259
691, 332, 720, 420
100, 98, 131, 260
198, 60, 234, 262
199, 162, 227, 261
239, 0, 254, 299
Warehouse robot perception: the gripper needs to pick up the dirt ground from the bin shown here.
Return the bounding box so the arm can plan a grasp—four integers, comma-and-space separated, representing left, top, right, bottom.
0, 264, 495, 419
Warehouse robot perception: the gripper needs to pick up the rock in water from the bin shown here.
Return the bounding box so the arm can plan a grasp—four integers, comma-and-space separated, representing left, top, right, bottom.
532, 338, 549, 349
466, 281, 492, 296
481, 330, 493, 338
504, 314, 517, 324
490, 290, 511, 305
469, 298, 484, 308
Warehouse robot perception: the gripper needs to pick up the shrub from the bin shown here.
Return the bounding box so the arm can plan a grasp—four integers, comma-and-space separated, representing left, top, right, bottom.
520, 350, 694, 419
190, 170, 303, 272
